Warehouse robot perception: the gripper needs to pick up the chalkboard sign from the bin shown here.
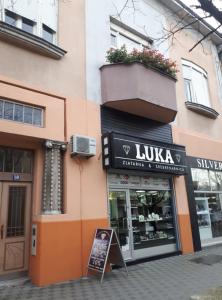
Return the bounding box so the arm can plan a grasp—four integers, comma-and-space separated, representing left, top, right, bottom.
87, 228, 127, 283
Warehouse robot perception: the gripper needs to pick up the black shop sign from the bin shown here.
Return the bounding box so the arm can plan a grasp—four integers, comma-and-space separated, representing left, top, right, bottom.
187, 156, 222, 171
102, 132, 187, 175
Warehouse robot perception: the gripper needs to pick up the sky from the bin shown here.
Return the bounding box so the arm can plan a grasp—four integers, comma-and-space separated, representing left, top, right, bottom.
181, 0, 222, 32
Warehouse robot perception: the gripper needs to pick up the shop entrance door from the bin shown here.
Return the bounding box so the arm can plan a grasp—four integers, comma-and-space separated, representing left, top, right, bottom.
0, 182, 31, 276
109, 190, 132, 259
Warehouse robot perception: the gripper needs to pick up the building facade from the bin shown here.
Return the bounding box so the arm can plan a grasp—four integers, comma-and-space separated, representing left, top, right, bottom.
0, 0, 107, 286
0, 0, 222, 287
85, 0, 222, 272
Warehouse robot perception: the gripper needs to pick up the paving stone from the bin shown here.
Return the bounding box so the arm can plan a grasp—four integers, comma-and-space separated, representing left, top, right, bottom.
2, 246, 222, 299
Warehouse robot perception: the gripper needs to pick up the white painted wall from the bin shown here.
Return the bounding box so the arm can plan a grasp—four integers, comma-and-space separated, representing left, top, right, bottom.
85, 0, 170, 104
212, 44, 222, 105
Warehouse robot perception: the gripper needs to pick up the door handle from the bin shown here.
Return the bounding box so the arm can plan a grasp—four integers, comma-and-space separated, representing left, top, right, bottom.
0, 225, 3, 239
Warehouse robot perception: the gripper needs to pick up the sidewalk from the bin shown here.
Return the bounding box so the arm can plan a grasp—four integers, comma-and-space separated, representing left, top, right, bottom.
1, 245, 222, 300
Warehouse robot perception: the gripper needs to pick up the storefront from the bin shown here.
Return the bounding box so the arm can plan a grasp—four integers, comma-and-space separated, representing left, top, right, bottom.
102, 131, 188, 260
188, 156, 222, 247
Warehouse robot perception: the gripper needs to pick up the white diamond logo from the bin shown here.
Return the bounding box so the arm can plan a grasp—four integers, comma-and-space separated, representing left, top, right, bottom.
175, 154, 181, 163
123, 145, 130, 155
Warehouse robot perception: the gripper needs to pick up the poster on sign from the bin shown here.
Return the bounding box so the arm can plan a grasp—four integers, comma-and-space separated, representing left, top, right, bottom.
87, 228, 128, 283
88, 229, 112, 272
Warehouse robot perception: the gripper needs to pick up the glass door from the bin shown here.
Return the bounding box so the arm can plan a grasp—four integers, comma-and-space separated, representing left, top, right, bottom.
109, 190, 132, 259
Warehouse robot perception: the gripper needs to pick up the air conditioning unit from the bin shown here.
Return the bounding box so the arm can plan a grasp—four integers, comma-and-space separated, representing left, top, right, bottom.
71, 135, 96, 157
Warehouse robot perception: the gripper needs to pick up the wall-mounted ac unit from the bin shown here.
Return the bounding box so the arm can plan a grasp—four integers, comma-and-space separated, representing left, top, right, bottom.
71, 135, 96, 157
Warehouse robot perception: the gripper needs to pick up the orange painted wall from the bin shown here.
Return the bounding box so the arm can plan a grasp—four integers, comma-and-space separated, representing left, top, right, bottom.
30, 218, 108, 286
177, 214, 194, 254
173, 176, 193, 254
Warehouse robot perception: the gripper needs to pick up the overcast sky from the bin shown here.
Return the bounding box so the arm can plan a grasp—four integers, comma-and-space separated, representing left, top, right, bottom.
181, 0, 222, 32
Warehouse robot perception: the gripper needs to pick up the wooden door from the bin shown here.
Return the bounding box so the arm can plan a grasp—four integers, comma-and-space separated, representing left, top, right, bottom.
0, 182, 31, 275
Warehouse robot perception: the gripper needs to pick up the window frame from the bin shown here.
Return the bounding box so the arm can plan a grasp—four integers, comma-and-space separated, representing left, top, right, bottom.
3, 8, 55, 44
0, 98, 44, 127
42, 23, 55, 44
110, 18, 153, 51
4, 9, 18, 27
182, 59, 211, 108
21, 16, 35, 34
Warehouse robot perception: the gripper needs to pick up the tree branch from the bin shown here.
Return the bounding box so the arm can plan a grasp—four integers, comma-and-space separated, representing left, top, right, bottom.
189, 23, 222, 52
197, 0, 222, 24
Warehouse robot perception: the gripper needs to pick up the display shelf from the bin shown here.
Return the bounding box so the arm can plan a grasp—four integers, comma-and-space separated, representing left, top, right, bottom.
139, 236, 175, 242
197, 211, 209, 215
199, 225, 211, 229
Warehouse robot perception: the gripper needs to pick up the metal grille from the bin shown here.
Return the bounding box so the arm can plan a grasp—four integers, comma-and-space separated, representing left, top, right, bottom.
7, 186, 26, 237
101, 107, 173, 144
0, 147, 33, 173
76, 137, 90, 153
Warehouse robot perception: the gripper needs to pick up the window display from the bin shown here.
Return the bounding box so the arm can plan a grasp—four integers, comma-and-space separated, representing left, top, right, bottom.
130, 190, 176, 249
191, 168, 222, 241
108, 174, 177, 259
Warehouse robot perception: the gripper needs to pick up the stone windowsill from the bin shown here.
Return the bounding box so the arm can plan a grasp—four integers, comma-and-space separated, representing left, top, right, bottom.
185, 101, 219, 119
0, 21, 67, 59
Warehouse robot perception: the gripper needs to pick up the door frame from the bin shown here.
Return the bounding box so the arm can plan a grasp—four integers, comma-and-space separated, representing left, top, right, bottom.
108, 188, 133, 260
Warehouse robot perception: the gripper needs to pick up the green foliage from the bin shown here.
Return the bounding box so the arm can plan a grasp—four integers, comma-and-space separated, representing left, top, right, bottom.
106, 46, 178, 79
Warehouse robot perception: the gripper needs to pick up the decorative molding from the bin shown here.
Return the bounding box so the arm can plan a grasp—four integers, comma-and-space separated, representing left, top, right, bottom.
0, 21, 67, 59
42, 140, 66, 215
185, 101, 219, 119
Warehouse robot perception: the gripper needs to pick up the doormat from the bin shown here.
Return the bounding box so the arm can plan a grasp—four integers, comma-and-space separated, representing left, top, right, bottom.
190, 254, 222, 266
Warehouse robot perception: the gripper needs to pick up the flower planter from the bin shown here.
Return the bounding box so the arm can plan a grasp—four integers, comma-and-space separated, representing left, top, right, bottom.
100, 62, 177, 123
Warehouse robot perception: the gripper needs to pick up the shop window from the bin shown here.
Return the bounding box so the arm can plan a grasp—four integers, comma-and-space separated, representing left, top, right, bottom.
108, 174, 177, 258
42, 24, 54, 43
191, 169, 210, 191
129, 189, 176, 250
0, 99, 43, 127
182, 59, 211, 107
110, 18, 153, 52
191, 168, 222, 243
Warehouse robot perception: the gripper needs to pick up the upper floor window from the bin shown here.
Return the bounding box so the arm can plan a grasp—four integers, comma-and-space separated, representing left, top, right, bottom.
5, 10, 17, 26
42, 24, 55, 43
22, 17, 34, 34
0, 99, 43, 127
110, 18, 153, 52
182, 59, 211, 108
2, 0, 58, 44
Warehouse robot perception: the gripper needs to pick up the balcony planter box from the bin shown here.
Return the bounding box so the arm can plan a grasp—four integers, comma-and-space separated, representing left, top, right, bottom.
100, 62, 177, 123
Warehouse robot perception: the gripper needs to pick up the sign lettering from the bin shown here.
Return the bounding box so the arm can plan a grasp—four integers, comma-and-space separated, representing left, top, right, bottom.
102, 133, 187, 175
188, 156, 222, 171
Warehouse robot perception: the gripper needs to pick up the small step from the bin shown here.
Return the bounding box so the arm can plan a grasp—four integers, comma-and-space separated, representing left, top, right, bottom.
0, 271, 29, 288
